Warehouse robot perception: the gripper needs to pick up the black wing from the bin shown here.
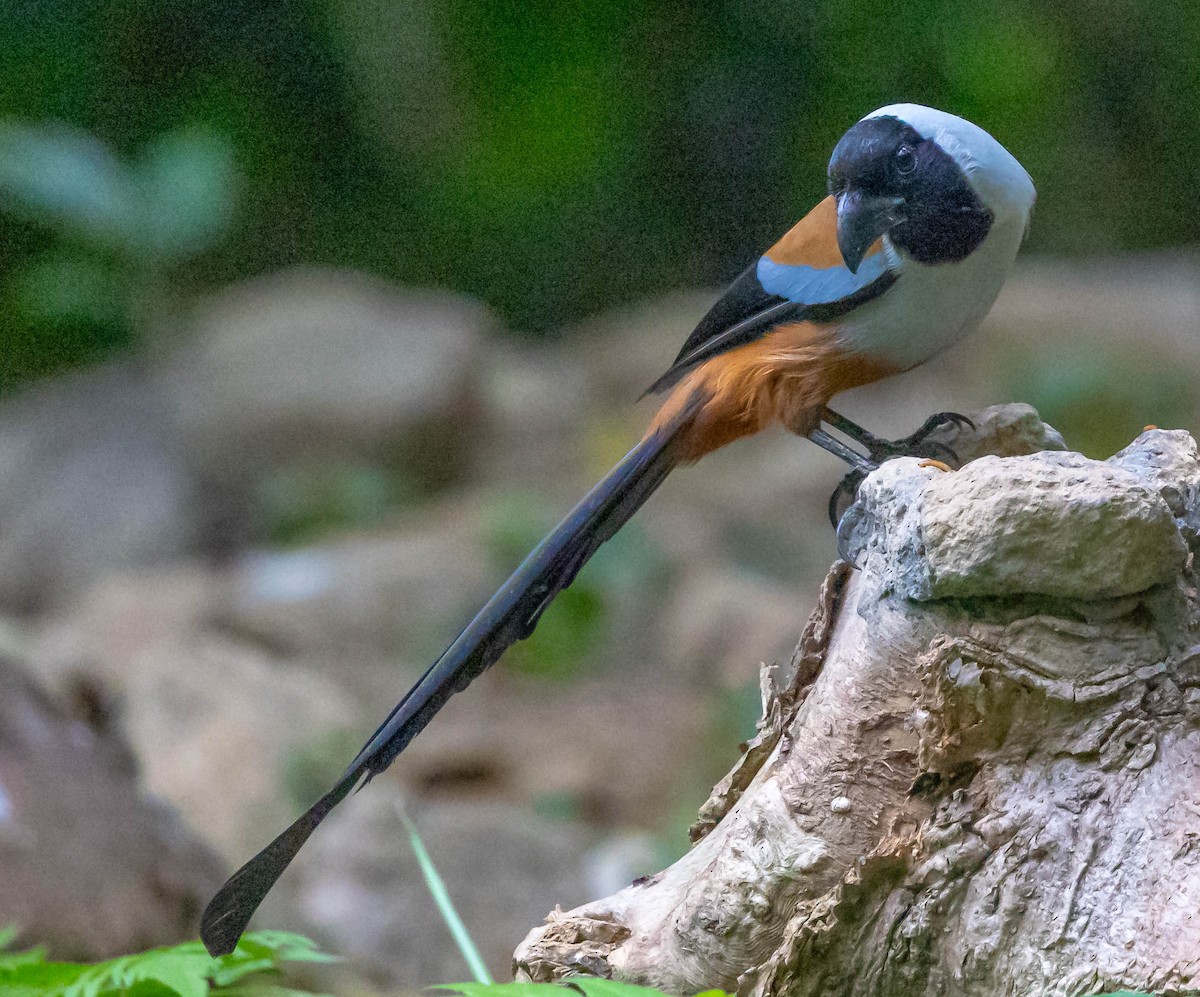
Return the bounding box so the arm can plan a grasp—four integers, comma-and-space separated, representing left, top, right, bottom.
645, 257, 898, 397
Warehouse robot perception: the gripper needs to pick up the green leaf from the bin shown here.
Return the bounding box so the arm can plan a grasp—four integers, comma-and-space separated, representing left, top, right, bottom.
566, 981, 673, 997
238, 930, 341, 964
0, 930, 338, 997
566, 980, 725, 997
209, 931, 339, 988
402, 813, 493, 984
135, 126, 236, 259
0, 122, 235, 263
65, 947, 214, 997
0, 959, 88, 997
0, 946, 48, 972
207, 932, 339, 995
0, 122, 136, 247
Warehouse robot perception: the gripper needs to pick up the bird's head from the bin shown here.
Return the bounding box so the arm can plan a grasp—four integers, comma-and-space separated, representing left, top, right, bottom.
827, 104, 1035, 273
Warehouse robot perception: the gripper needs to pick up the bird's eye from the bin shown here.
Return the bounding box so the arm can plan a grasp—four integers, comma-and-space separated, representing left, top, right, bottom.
894, 145, 917, 176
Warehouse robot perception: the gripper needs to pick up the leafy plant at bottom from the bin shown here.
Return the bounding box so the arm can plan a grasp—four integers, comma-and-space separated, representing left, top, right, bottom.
0, 929, 337, 997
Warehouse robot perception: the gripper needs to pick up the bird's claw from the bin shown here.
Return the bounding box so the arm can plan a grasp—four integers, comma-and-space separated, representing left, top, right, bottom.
828, 466, 871, 528
920, 410, 976, 434
861, 410, 974, 467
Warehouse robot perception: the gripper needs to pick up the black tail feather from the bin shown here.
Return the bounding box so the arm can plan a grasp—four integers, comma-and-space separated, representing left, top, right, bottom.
199, 409, 696, 957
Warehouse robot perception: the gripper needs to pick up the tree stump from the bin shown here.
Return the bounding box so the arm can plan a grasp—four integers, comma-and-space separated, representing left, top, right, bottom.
513, 405, 1200, 997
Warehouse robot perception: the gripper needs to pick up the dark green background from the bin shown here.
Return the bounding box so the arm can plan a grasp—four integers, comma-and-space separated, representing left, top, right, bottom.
1, 0, 1196, 385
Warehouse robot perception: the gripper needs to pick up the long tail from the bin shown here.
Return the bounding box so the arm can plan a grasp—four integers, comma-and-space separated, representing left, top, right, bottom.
199, 399, 701, 957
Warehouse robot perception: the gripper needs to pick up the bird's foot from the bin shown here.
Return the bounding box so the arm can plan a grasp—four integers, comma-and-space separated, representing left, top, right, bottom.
811, 410, 974, 530
820, 413, 968, 528
820, 408, 973, 468
860, 410, 974, 465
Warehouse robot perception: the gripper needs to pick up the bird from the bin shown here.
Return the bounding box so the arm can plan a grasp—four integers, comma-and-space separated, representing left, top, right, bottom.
200, 103, 1035, 957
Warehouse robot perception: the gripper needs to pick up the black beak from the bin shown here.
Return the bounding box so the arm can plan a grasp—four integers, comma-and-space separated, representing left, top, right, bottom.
836, 191, 904, 273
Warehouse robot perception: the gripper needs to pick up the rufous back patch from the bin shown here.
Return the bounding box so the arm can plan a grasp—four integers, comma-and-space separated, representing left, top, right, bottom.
646, 321, 902, 461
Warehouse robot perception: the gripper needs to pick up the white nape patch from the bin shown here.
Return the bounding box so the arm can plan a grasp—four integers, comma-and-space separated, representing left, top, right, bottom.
864, 103, 1036, 217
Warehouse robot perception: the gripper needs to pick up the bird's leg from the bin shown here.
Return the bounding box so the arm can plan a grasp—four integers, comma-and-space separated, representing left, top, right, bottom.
805, 428, 875, 528
806, 427, 876, 473
819, 407, 973, 466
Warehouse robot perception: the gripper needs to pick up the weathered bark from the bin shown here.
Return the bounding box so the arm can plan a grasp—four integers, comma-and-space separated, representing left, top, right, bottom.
514, 405, 1200, 997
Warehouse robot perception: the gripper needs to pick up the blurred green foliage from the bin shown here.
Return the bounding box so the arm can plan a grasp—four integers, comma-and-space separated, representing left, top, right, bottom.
0, 0, 1197, 386
255, 462, 414, 547
281, 726, 366, 814
1002, 338, 1195, 457
0, 118, 235, 386
483, 491, 609, 679
483, 490, 664, 679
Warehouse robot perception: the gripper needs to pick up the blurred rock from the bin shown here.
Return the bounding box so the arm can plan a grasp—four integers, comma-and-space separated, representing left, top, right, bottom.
993, 254, 1200, 361
26, 532, 720, 851
661, 568, 806, 688
0, 269, 504, 611
394, 667, 719, 827
165, 267, 497, 551
29, 569, 359, 860
583, 831, 662, 900
211, 499, 496, 670
0, 653, 224, 958
475, 340, 593, 486
121, 634, 361, 860
0, 362, 191, 613
261, 789, 594, 987
559, 290, 717, 406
